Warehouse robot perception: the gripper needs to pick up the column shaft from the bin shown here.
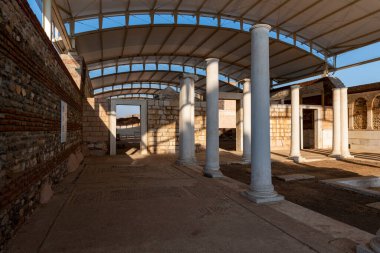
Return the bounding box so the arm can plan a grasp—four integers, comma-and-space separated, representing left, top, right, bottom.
178, 74, 197, 164
246, 24, 283, 203
331, 88, 341, 156
340, 88, 353, 158
289, 85, 301, 159
43, 0, 52, 40
204, 58, 223, 178
242, 79, 251, 163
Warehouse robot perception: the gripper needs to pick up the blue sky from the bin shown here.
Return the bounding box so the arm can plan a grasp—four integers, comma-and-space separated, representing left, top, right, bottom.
117, 105, 140, 119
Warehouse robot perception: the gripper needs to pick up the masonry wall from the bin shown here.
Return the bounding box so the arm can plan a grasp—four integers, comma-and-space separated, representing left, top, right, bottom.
0, 1, 83, 251
270, 105, 333, 150
147, 99, 206, 154
83, 98, 110, 156
348, 91, 380, 152
270, 105, 292, 149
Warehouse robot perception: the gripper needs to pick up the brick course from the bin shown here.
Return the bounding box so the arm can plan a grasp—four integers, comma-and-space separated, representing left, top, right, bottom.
0, 1, 83, 251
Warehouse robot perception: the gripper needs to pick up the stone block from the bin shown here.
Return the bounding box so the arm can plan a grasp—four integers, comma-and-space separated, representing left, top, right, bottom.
275, 174, 315, 182
39, 181, 53, 204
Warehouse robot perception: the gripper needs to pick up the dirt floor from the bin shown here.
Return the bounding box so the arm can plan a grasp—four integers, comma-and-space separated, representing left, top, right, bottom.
220, 155, 380, 234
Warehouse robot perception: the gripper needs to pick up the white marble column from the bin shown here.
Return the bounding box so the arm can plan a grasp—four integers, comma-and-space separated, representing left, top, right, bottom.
178, 74, 198, 165
241, 79, 251, 163
43, 0, 52, 40
340, 87, 353, 158
330, 88, 341, 157
204, 58, 223, 178
245, 24, 283, 203
236, 99, 243, 152
289, 85, 302, 160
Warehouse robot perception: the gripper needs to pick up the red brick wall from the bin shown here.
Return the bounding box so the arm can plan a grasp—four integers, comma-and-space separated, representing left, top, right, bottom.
0, 1, 84, 250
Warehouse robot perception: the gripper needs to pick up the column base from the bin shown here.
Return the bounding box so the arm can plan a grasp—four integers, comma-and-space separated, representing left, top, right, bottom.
241, 154, 251, 164
288, 156, 304, 163
339, 154, 355, 160
241, 157, 251, 164
176, 158, 197, 167
243, 189, 284, 204
328, 153, 341, 158
204, 169, 224, 178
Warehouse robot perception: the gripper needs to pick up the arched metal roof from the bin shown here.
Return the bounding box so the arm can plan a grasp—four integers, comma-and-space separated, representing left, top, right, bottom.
91, 70, 240, 93
54, 0, 380, 89
76, 25, 325, 84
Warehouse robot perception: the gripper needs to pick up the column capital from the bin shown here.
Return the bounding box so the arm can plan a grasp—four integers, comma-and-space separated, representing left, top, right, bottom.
291, 85, 301, 90
205, 58, 219, 64
250, 24, 272, 32
180, 73, 199, 82
340, 87, 348, 91
242, 78, 251, 83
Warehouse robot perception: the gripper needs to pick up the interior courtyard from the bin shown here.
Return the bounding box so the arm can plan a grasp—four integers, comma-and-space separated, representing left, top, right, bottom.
1, 0, 380, 252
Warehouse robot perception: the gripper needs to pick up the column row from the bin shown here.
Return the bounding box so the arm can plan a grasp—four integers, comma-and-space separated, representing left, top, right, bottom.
288, 86, 353, 160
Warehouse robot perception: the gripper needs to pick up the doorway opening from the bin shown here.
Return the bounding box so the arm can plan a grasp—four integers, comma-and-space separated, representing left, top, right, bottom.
219, 100, 237, 151
116, 105, 141, 155
302, 109, 316, 149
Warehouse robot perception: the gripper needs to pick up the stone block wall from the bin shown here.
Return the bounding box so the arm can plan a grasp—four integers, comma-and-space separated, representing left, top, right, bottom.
83, 98, 110, 156
0, 1, 83, 251
270, 105, 292, 149
219, 100, 237, 129
348, 90, 380, 152
147, 99, 206, 154
269, 105, 333, 150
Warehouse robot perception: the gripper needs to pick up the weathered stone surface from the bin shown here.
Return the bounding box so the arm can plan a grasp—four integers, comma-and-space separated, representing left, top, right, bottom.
39, 181, 54, 204
275, 174, 315, 182
0, 0, 84, 251
67, 153, 79, 173
147, 98, 207, 154
366, 202, 380, 210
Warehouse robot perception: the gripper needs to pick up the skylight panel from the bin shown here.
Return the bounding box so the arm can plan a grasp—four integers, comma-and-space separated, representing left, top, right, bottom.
75, 18, 99, 34
89, 69, 102, 78
102, 15, 126, 29
158, 64, 169, 71
184, 66, 195, 74
129, 14, 151, 26
177, 14, 196, 25
220, 18, 240, 30
118, 65, 130, 73
199, 16, 218, 27
131, 64, 144, 71
154, 14, 174, 24
145, 64, 156, 70
94, 88, 103, 94
103, 66, 116, 75
171, 64, 183, 72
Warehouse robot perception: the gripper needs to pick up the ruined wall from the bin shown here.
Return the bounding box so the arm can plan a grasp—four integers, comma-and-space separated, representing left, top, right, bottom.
270, 105, 333, 150
270, 105, 292, 149
83, 98, 110, 156
219, 100, 236, 129
0, 1, 83, 250
147, 99, 206, 154
348, 91, 380, 152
